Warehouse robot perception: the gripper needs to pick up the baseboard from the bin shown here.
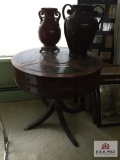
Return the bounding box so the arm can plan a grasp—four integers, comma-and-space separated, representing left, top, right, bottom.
0, 88, 38, 103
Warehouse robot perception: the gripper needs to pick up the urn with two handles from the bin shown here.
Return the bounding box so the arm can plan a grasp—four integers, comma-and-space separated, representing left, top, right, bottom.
62, 4, 104, 58
38, 8, 61, 52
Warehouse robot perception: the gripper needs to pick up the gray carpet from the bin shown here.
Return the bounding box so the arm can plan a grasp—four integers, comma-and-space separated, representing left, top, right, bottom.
0, 99, 120, 160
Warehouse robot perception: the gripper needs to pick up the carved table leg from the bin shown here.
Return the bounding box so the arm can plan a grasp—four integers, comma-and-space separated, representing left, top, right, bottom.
24, 100, 55, 130
55, 100, 79, 147
42, 98, 51, 107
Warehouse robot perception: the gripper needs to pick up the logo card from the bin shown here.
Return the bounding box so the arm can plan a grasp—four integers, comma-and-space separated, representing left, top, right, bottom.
94, 141, 118, 157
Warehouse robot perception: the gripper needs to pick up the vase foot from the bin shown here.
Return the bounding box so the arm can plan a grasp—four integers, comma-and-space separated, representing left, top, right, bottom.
40, 45, 60, 53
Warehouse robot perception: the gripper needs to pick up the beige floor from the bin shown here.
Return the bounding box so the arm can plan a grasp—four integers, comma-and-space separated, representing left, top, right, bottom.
0, 99, 120, 160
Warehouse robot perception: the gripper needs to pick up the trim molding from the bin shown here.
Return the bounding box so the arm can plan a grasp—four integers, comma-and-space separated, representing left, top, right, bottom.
0, 57, 12, 62
0, 88, 38, 103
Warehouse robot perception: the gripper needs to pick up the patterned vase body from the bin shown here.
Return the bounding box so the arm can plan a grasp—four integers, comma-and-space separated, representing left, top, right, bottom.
38, 8, 61, 52
62, 4, 104, 58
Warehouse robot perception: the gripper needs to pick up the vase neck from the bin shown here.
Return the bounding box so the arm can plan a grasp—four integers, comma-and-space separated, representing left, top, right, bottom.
72, 5, 93, 13
45, 12, 55, 20
41, 8, 57, 21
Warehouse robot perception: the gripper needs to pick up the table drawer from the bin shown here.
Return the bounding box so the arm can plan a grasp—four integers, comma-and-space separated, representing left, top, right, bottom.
16, 79, 76, 99
15, 70, 76, 88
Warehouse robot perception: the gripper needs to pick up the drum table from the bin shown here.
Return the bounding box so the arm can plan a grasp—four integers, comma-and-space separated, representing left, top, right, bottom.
11, 47, 103, 147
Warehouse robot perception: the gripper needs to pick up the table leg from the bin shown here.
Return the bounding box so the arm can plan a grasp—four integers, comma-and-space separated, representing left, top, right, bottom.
55, 100, 79, 147
24, 100, 55, 130
42, 98, 51, 107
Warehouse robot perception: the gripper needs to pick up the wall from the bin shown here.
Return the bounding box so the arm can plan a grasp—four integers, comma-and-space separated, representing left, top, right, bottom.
0, 61, 15, 85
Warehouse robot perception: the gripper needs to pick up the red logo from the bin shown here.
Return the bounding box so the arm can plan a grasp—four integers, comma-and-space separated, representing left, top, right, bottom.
101, 143, 110, 149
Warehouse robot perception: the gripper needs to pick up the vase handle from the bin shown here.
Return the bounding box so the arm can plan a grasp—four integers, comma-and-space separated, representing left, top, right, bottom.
55, 11, 61, 23
62, 4, 72, 20
38, 11, 44, 23
93, 5, 104, 25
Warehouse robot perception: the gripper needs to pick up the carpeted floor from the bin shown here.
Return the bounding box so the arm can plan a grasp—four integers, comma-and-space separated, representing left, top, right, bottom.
0, 99, 120, 160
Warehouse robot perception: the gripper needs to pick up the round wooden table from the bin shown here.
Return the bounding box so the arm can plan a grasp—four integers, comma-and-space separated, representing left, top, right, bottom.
11, 47, 103, 147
